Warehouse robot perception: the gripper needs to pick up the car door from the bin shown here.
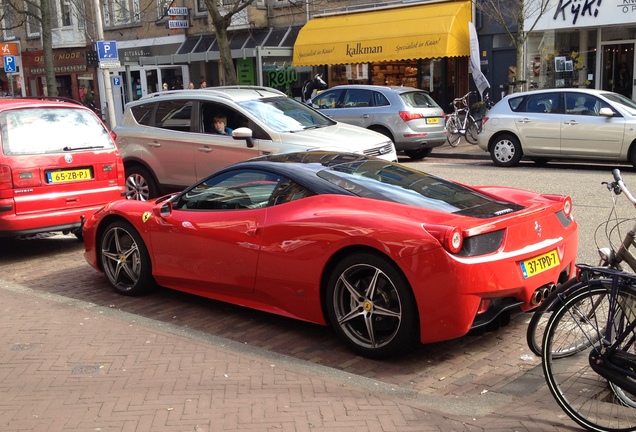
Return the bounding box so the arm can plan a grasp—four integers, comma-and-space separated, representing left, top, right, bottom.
560, 92, 626, 157
513, 92, 562, 156
193, 102, 260, 180
144, 99, 197, 187
334, 89, 375, 128
149, 169, 280, 295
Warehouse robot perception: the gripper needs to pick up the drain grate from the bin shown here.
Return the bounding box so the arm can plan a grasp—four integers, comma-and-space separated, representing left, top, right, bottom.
71, 365, 101, 375
10, 343, 38, 351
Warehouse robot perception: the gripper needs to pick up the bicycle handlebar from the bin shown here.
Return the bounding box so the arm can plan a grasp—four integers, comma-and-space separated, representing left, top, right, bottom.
610, 169, 636, 206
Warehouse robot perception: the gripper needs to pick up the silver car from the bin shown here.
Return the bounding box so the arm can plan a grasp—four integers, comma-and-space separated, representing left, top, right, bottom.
477, 88, 636, 167
114, 86, 397, 200
308, 85, 446, 160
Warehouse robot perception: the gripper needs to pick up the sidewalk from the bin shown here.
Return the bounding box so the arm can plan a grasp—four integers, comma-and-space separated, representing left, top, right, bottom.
428, 139, 489, 160
0, 276, 575, 432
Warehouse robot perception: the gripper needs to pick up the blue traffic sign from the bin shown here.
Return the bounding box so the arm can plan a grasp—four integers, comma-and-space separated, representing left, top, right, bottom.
96, 41, 118, 61
113, 77, 121, 86
3, 55, 16, 73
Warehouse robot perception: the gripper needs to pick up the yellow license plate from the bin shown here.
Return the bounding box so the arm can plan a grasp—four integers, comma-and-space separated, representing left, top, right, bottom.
520, 250, 560, 278
426, 118, 440, 124
47, 168, 92, 184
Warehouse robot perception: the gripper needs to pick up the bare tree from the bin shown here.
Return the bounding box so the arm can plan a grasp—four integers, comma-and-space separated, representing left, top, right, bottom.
203, 0, 256, 85
0, 0, 57, 96
475, 0, 551, 92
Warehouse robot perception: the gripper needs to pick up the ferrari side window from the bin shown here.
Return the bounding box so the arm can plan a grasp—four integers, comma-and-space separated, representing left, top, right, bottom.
175, 169, 281, 211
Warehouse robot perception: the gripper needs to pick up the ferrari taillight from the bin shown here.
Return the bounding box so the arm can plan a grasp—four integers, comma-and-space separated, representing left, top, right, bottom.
422, 224, 464, 254
563, 196, 572, 218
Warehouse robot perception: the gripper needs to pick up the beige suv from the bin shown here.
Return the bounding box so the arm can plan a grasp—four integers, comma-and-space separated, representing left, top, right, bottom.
114, 86, 397, 200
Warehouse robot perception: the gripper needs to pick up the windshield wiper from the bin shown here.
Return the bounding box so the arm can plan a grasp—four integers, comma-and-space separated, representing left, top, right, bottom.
303, 125, 328, 130
63, 145, 105, 151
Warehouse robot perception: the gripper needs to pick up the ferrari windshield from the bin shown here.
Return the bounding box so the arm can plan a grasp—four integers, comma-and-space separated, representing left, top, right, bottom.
317, 160, 523, 217
239, 97, 335, 133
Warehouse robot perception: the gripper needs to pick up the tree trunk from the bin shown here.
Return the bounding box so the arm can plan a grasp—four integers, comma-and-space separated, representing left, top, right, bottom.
40, 0, 57, 96
215, 26, 237, 85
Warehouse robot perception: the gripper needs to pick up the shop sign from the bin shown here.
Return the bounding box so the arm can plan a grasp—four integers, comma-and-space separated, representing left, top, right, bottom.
528, 0, 636, 31
30, 64, 87, 74
0, 42, 19, 57
267, 66, 298, 87
238, 59, 255, 85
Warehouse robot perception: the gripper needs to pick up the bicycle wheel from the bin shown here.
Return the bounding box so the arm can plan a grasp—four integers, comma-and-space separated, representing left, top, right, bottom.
526, 278, 579, 357
542, 280, 636, 431
465, 117, 480, 144
446, 115, 461, 147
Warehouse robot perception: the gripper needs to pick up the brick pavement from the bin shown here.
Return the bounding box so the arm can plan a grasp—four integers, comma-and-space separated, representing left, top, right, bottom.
0, 232, 583, 432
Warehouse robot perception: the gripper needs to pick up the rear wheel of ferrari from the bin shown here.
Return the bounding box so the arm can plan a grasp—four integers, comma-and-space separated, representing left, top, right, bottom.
326, 253, 419, 359
100, 220, 154, 296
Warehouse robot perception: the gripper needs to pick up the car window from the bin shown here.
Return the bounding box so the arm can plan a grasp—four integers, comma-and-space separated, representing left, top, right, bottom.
311, 89, 344, 109
400, 91, 437, 108
602, 92, 636, 115
155, 100, 192, 132
524, 93, 560, 114
343, 89, 373, 108
0, 107, 114, 155
130, 103, 154, 126
565, 93, 600, 115
239, 97, 333, 133
174, 169, 313, 211
316, 159, 523, 217
508, 96, 524, 112
373, 91, 390, 107
199, 102, 250, 134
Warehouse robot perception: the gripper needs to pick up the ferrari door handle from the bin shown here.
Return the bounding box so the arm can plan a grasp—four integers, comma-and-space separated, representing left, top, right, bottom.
197, 146, 213, 153
147, 141, 161, 148
246, 228, 259, 236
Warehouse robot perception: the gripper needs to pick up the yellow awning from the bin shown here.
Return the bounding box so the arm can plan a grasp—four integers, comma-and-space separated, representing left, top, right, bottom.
293, 1, 472, 66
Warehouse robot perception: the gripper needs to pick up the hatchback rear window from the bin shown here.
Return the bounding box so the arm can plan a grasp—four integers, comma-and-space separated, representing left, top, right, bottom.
1, 107, 114, 155
400, 92, 437, 108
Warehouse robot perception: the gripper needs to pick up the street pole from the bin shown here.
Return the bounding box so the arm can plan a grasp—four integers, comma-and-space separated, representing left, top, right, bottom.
93, 0, 117, 129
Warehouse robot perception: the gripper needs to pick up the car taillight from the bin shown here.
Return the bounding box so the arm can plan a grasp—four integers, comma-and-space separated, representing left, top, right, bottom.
399, 111, 425, 122
0, 165, 12, 191
481, 116, 489, 124
543, 194, 573, 218
422, 224, 464, 254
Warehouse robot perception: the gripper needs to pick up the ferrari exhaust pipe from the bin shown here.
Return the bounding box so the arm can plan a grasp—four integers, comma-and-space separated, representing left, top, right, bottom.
531, 284, 555, 306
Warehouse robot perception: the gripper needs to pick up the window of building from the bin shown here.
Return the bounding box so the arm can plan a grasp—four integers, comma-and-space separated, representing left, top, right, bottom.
26, 2, 41, 37
2, 3, 16, 40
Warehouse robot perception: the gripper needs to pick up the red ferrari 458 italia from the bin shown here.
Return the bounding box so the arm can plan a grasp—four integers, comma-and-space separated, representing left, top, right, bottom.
83, 152, 578, 358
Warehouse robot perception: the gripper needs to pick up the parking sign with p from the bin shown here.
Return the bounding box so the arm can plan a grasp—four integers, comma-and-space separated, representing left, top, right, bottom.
3, 55, 16, 73
96, 41, 118, 61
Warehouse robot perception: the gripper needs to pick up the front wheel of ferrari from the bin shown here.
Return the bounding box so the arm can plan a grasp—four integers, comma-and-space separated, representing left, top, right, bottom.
326, 253, 419, 359
100, 220, 154, 296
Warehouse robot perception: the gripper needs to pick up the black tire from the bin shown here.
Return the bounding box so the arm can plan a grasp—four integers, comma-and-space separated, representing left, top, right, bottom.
446, 116, 461, 147
326, 252, 419, 359
526, 278, 579, 357
100, 220, 155, 295
404, 148, 433, 160
542, 281, 636, 431
490, 134, 522, 167
125, 165, 159, 201
465, 119, 480, 144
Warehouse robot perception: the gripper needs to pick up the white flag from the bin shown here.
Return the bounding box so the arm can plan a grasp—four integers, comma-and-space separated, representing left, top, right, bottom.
469, 22, 490, 98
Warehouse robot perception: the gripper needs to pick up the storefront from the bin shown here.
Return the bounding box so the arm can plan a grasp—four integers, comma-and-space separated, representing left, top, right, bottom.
525, 0, 636, 100
293, 1, 473, 109
22, 47, 97, 105
138, 27, 301, 97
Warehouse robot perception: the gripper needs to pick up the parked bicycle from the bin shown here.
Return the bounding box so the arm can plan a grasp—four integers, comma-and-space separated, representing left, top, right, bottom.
541, 264, 636, 431
445, 91, 493, 147
526, 169, 636, 356
445, 91, 478, 147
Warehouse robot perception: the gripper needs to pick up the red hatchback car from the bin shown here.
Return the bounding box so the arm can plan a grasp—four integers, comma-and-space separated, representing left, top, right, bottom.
0, 98, 125, 238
